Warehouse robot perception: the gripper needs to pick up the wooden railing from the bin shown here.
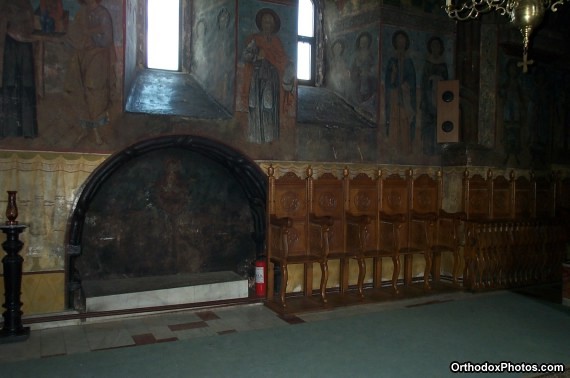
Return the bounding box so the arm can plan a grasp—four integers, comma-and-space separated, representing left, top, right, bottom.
462, 170, 567, 291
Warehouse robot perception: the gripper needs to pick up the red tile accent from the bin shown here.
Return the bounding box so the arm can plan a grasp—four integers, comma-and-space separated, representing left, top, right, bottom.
279, 315, 305, 325
132, 333, 157, 345
168, 321, 208, 331
93, 344, 136, 351
41, 353, 67, 358
196, 311, 220, 321
156, 337, 178, 343
406, 299, 453, 308
217, 329, 237, 335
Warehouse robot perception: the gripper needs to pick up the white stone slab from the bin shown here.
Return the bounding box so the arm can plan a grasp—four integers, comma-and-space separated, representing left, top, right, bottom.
85, 272, 249, 312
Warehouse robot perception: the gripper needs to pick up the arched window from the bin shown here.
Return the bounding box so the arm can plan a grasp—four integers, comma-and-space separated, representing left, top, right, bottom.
297, 0, 315, 85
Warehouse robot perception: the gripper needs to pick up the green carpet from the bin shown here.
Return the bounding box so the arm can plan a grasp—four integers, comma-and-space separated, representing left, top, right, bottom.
3, 291, 569, 378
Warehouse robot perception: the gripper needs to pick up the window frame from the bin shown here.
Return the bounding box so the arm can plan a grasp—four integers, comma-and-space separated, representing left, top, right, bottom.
137, 0, 189, 73
145, 0, 183, 71
297, 0, 317, 87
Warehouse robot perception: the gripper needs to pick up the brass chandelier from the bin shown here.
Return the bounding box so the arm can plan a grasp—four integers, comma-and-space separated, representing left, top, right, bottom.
444, 0, 568, 72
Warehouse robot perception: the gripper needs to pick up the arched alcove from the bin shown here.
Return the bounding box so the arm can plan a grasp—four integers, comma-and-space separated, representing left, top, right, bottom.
65, 135, 266, 311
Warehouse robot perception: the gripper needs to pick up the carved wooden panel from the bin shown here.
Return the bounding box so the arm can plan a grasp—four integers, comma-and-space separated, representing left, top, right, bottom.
464, 174, 489, 219
273, 172, 307, 218
380, 173, 409, 250
558, 177, 570, 210
287, 221, 308, 255
491, 175, 511, 219
412, 173, 438, 214
514, 176, 532, 219
534, 176, 555, 218
311, 172, 344, 253
348, 173, 378, 215
272, 172, 308, 255
381, 173, 409, 215
347, 173, 378, 250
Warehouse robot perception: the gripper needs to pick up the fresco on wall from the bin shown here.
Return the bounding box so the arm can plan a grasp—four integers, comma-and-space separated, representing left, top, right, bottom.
236, 2, 297, 144
35, 0, 68, 33
334, 0, 378, 15
325, 29, 379, 123
79, 148, 255, 282
0, 0, 122, 151
497, 53, 570, 167
327, 38, 349, 98
192, 0, 236, 113
64, 0, 115, 145
380, 25, 454, 157
419, 36, 450, 155
0, 0, 39, 139
555, 74, 570, 154
1, 0, 568, 168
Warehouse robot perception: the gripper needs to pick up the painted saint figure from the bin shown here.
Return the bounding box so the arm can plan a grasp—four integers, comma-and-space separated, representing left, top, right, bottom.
0, 0, 38, 139
242, 8, 291, 144
385, 30, 416, 154
64, 0, 115, 145
328, 39, 349, 98
420, 36, 448, 155
500, 59, 525, 165
350, 32, 376, 103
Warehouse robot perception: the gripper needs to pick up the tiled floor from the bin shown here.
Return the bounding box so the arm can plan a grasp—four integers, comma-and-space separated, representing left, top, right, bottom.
0, 290, 477, 364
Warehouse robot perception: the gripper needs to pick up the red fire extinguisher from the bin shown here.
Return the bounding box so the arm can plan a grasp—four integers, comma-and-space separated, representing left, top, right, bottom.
255, 258, 267, 297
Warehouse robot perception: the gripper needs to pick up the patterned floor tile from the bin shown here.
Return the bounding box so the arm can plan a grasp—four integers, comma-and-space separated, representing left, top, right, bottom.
40, 328, 66, 358
196, 311, 220, 321
168, 321, 208, 331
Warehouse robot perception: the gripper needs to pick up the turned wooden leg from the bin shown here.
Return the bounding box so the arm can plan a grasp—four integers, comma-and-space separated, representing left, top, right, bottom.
423, 252, 432, 291
431, 251, 441, 283
304, 263, 313, 297
452, 250, 460, 286
280, 264, 288, 308
356, 257, 366, 299
404, 255, 412, 286
340, 258, 349, 294
320, 261, 328, 304
267, 261, 275, 299
392, 255, 400, 294
374, 257, 383, 289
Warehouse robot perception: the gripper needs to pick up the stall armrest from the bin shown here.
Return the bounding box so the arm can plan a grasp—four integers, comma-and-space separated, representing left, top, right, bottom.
410, 210, 437, 222
270, 215, 293, 228
346, 212, 372, 225
379, 211, 407, 223
309, 213, 334, 227
439, 209, 467, 220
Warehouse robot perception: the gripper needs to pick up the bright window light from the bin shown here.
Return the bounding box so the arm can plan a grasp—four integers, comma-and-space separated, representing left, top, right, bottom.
297, 42, 312, 81
298, 0, 314, 37
147, 0, 179, 71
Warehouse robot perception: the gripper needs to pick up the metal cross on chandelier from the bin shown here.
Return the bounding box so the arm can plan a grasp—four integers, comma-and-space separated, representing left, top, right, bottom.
444, 0, 568, 72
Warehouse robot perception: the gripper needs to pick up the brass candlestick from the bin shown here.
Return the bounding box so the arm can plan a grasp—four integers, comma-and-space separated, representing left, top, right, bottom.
6, 191, 18, 225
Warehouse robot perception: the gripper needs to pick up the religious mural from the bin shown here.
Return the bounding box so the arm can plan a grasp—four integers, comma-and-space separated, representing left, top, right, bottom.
64, 0, 116, 145
497, 52, 570, 168
236, 3, 297, 144
419, 36, 450, 155
0, 0, 38, 139
79, 148, 255, 282
36, 0, 69, 33
380, 25, 455, 157
325, 21, 379, 123
0, 0, 567, 165
0, 0, 122, 149
191, 0, 235, 113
